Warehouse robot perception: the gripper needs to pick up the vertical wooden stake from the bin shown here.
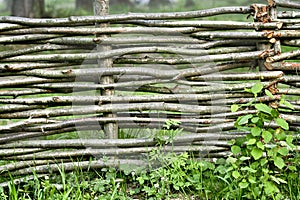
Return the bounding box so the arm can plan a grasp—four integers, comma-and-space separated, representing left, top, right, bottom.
252, 3, 272, 71
268, 0, 282, 55
94, 0, 118, 139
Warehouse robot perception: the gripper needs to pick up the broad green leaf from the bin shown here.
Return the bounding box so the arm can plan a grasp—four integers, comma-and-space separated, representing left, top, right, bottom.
232, 171, 241, 179
251, 148, 263, 160
251, 83, 264, 95
251, 117, 260, 124
251, 127, 261, 136
216, 158, 226, 165
241, 166, 257, 173
288, 166, 297, 171
215, 165, 227, 174
262, 131, 272, 143
255, 103, 272, 115
247, 138, 256, 145
264, 181, 279, 195
267, 148, 277, 158
136, 177, 144, 185
256, 141, 265, 150
274, 157, 285, 169
286, 135, 296, 149
275, 118, 289, 130
262, 168, 269, 174
260, 158, 268, 166
278, 147, 289, 156
248, 176, 257, 184
283, 100, 294, 110
275, 131, 286, 140
237, 114, 253, 125
226, 157, 237, 164
286, 135, 293, 144
265, 89, 274, 99
231, 145, 241, 155
239, 182, 249, 189
228, 139, 236, 145
231, 104, 239, 112
281, 99, 294, 110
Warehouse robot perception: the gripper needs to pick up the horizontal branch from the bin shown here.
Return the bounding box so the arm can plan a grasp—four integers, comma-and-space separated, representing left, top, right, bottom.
0, 118, 58, 133
7, 159, 148, 175
276, 0, 300, 9
0, 63, 74, 72
281, 114, 300, 123
1, 46, 261, 63
0, 148, 44, 157
0, 93, 247, 105
0, 23, 26, 32
6, 145, 228, 160
0, 102, 230, 119
264, 61, 300, 71
278, 88, 300, 95
0, 76, 71, 88
266, 48, 300, 62
1, 132, 244, 149
14, 117, 234, 133
282, 39, 300, 46
278, 11, 300, 18
282, 75, 300, 82
50, 36, 203, 46
0, 34, 61, 43
0, 44, 76, 59
119, 20, 283, 30
1, 27, 202, 36
0, 7, 251, 26
189, 39, 260, 49
179, 71, 284, 81
193, 30, 300, 39
0, 89, 52, 98
148, 80, 275, 94
0, 127, 77, 144
0, 104, 45, 114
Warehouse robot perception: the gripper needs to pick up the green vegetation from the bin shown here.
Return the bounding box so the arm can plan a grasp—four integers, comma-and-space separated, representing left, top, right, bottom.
1, 88, 299, 199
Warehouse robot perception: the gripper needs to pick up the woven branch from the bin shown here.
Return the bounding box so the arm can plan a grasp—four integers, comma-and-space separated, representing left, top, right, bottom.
276, 0, 300, 9
1, 47, 263, 63
0, 6, 251, 26
122, 20, 283, 29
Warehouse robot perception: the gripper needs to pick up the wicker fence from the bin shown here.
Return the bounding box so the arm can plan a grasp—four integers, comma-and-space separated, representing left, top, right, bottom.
0, 0, 299, 180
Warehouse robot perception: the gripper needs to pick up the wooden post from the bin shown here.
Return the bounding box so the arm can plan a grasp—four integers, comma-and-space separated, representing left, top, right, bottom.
268, 0, 282, 55
94, 0, 118, 139
252, 3, 272, 71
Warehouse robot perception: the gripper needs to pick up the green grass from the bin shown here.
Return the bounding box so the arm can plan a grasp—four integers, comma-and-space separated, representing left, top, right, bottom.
0, 151, 298, 200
